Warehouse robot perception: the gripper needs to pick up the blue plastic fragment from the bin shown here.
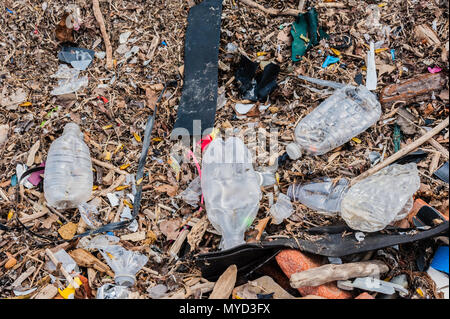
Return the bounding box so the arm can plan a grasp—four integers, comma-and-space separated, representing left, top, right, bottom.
390, 49, 395, 61
106, 232, 114, 236
430, 246, 449, 274
322, 55, 340, 68
6, 8, 14, 14
161, 40, 167, 46
11, 175, 17, 187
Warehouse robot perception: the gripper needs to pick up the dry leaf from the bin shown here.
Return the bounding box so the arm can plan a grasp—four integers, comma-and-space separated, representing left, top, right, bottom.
26, 140, 40, 166
155, 184, 178, 197
145, 87, 158, 111
209, 264, 237, 299
159, 219, 181, 241
58, 222, 78, 240
187, 216, 209, 251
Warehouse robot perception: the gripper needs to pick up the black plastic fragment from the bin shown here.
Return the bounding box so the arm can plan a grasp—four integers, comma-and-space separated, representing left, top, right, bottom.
194, 221, 449, 281
394, 150, 429, 165
433, 161, 449, 184
171, 0, 223, 137
235, 55, 280, 102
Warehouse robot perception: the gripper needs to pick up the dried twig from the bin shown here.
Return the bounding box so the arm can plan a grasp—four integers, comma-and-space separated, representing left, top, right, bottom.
352, 117, 449, 185
92, 0, 113, 69
239, 0, 300, 17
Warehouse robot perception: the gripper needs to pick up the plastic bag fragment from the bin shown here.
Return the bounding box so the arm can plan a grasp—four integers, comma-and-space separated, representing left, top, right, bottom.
270, 193, 294, 225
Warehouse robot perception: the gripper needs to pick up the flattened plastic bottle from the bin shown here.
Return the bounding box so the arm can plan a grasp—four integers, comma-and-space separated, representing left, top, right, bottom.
286, 85, 381, 159
201, 137, 262, 250
44, 123, 93, 209
340, 163, 420, 232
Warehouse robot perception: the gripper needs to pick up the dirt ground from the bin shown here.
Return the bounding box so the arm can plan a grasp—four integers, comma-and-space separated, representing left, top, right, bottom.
0, 0, 448, 299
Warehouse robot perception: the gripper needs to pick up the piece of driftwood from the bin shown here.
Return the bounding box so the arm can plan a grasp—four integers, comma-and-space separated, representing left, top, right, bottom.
290, 260, 389, 288
351, 117, 449, 185
209, 264, 237, 299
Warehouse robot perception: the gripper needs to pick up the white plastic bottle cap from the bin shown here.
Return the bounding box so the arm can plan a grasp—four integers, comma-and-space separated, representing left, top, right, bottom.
286, 143, 302, 160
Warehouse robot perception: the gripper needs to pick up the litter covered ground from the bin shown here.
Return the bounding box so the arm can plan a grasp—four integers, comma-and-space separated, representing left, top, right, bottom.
0, 0, 448, 300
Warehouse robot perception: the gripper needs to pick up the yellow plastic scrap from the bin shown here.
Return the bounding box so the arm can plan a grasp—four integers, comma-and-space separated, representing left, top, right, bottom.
152, 137, 162, 142
133, 133, 142, 142
375, 48, 389, 54
256, 52, 267, 57
378, 3, 387, 7
19, 102, 32, 107
120, 163, 130, 170
330, 48, 341, 56
136, 177, 144, 185
58, 277, 82, 299
102, 124, 113, 130
275, 172, 280, 185
92, 185, 99, 190
351, 137, 362, 144
416, 288, 424, 297
123, 199, 133, 209
7, 209, 14, 221
104, 152, 112, 161
115, 185, 129, 191
299, 34, 310, 43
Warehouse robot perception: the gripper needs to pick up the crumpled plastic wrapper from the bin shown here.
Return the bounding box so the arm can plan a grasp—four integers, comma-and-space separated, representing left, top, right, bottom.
96, 284, 130, 299
340, 163, 420, 232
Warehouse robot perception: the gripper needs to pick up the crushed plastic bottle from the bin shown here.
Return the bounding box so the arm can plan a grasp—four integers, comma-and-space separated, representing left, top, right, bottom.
286, 84, 381, 159
340, 163, 420, 232
96, 284, 130, 299
270, 193, 294, 224
201, 136, 262, 250
287, 178, 349, 214
97, 245, 148, 287
44, 123, 93, 209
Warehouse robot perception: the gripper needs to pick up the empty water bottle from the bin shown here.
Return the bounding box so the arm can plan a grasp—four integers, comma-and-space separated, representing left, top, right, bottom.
201, 136, 262, 250
286, 85, 381, 159
287, 178, 349, 214
44, 123, 93, 209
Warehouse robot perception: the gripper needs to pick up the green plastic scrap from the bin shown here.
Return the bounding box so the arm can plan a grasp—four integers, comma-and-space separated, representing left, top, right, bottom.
290, 8, 327, 62
393, 124, 402, 153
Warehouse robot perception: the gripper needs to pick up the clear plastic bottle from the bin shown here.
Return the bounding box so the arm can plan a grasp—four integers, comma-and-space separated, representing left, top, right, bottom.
286, 85, 381, 159
44, 123, 93, 209
287, 178, 349, 214
201, 136, 262, 250
340, 163, 420, 232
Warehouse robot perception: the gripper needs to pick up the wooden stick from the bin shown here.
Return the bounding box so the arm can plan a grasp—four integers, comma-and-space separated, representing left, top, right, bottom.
239, 0, 300, 17
92, 0, 113, 69
45, 248, 79, 289
351, 117, 449, 185
290, 261, 389, 288
91, 158, 128, 175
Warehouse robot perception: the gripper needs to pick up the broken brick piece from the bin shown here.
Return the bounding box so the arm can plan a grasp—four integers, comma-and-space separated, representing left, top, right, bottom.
275, 249, 352, 299
355, 292, 375, 299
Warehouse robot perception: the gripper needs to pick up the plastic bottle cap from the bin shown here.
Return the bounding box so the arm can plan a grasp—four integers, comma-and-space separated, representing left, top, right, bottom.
286, 143, 302, 160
